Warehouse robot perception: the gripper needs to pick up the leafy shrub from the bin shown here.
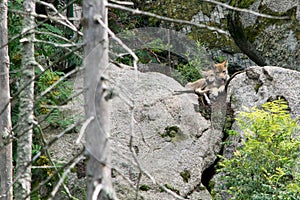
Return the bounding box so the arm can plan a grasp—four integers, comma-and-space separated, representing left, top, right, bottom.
36, 70, 72, 106
217, 98, 300, 199
177, 40, 207, 83
35, 70, 74, 128
176, 62, 201, 83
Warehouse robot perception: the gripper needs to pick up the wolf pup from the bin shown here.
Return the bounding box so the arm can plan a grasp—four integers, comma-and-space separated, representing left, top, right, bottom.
186, 60, 229, 94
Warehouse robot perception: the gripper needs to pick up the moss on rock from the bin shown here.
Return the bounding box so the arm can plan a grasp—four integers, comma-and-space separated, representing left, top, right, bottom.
160, 125, 187, 142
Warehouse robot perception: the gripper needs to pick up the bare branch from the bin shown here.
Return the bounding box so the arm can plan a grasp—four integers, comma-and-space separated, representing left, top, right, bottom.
31, 166, 63, 169
108, 0, 134, 6
26, 148, 85, 199
34, 30, 75, 43
50, 45, 83, 67
8, 9, 82, 39
33, 39, 84, 48
9, 120, 83, 196
95, 16, 139, 73
203, 0, 290, 19
36, 0, 81, 34
92, 182, 104, 200
28, 60, 45, 71
49, 154, 85, 199
36, 67, 78, 99
128, 107, 142, 199
33, 122, 77, 199
76, 116, 95, 144
35, 90, 83, 131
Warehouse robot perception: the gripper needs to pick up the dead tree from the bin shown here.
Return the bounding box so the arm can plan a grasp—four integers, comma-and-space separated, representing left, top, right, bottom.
15, 0, 36, 199
82, 0, 116, 199
0, 0, 13, 199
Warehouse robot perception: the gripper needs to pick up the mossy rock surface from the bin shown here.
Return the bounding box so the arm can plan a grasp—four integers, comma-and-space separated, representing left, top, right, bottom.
228, 0, 300, 70
141, 0, 238, 51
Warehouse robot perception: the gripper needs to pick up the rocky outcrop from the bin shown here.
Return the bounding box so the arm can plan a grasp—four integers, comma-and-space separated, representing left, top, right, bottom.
45, 63, 300, 199
228, 66, 300, 117
180, 2, 257, 71
212, 66, 300, 199
228, 0, 300, 70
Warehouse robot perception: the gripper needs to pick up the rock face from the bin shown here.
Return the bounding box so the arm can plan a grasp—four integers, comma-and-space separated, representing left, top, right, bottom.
228, 66, 300, 118
228, 0, 300, 70
226, 65, 300, 157
107, 64, 224, 199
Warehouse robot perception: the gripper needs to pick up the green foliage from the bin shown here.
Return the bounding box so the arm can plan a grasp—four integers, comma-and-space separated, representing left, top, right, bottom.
8, 0, 23, 82
217, 98, 300, 199
8, 1, 80, 128
35, 23, 82, 71
177, 40, 207, 83
116, 38, 171, 65
176, 62, 202, 83
115, 32, 206, 84
8, 1, 79, 198
109, 8, 147, 32
143, 0, 201, 29
35, 70, 74, 128
36, 70, 72, 106
180, 169, 191, 183
31, 155, 54, 199
139, 184, 151, 191
46, 109, 75, 129
32, 143, 42, 155
160, 126, 181, 138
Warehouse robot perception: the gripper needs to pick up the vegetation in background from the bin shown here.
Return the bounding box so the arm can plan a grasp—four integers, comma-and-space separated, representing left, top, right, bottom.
8, 1, 80, 197
9, 0, 80, 127
116, 38, 206, 84
217, 98, 300, 199
35, 70, 74, 128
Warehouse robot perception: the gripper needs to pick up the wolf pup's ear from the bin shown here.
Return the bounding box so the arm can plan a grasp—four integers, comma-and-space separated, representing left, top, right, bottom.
213, 60, 228, 71
223, 60, 228, 68
218, 60, 228, 68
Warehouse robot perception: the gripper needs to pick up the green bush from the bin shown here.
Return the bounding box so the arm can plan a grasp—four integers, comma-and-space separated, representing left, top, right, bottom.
217, 98, 300, 199
35, 70, 74, 128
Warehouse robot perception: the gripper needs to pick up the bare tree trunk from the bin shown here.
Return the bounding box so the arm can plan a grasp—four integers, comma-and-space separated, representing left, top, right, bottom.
82, 0, 116, 199
0, 0, 13, 199
15, 0, 35, 199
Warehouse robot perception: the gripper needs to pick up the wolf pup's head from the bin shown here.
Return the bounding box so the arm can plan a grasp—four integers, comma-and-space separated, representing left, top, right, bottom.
213, 60, 229, 85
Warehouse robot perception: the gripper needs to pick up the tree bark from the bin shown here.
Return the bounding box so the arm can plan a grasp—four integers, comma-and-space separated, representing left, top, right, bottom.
15, 0, 35, 199
82, 0, 116, 199
0, 0, 13, 199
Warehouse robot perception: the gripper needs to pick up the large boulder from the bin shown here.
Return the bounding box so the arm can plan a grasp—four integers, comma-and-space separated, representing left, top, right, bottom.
42, 62, 226, 199
228, 0, 300, 70
107, 64, 224, 199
